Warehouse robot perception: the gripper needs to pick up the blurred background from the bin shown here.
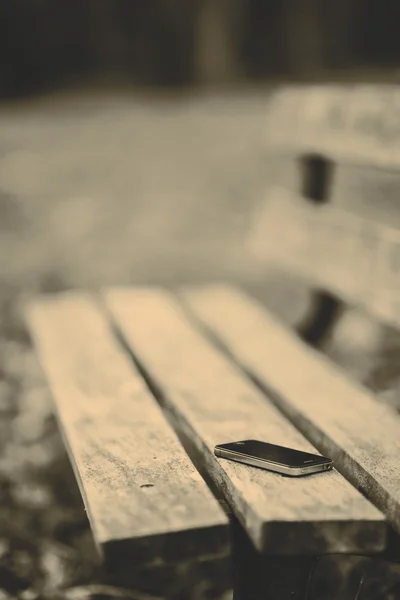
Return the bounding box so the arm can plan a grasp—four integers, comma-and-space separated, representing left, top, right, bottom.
2, 0, 400, 96
2, 2, 400, 599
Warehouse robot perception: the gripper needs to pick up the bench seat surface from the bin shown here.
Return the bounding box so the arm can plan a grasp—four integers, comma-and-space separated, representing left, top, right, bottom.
104, 287, 385, 556
27, 293, 229, 569
182, 284, 400, 536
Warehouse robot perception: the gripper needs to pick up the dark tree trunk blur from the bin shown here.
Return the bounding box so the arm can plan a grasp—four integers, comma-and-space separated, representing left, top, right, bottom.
2, 0, 400, 98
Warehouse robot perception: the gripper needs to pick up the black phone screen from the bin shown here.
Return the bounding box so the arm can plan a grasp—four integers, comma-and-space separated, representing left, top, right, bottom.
216, 440, 332, 467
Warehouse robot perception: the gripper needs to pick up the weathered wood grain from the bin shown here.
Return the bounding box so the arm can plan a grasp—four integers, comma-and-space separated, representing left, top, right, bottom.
266, 85, 400, 168
104, 287, 386, 555
26, 293, 229, 570
248, 185, 400, 329
181, 284, 400, 535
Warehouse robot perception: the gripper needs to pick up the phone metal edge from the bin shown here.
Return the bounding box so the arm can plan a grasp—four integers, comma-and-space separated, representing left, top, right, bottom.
214, 447, 333, 476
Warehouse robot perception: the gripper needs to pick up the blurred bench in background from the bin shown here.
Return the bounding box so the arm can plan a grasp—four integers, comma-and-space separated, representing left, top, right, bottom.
251, 84, 400, 346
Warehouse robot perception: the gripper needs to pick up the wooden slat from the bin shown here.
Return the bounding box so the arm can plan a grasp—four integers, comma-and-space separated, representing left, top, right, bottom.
331, 162, 400, 230
266, 84, 400, 168
104, 287, 386, 555
248, 185, 400, 328
181, 284, 400, 535
26, 293, 229, 569
262, 153, 400, 230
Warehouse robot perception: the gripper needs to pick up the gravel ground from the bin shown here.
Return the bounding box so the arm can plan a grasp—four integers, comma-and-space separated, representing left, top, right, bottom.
1, 85, 400, 600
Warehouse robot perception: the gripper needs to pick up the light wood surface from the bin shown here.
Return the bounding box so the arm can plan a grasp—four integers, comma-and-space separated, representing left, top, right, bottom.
331, 162, 400, 230
105, 287, 386, 555
26, 293, 229, 568
181, 284, 400, 535
248, 185, 400, 328
266, 84, 400, 168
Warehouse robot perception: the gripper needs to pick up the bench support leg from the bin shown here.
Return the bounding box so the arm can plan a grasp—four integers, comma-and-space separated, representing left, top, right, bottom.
231, 520, 317, 600
105, 556, 232, 599
297, 290, 344, 348
233, 524, 400, 600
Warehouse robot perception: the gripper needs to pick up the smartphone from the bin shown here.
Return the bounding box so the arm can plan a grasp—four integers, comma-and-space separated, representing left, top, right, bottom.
214, 439, 333, 477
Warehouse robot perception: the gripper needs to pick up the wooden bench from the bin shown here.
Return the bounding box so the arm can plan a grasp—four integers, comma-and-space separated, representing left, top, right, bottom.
252, 84, 400, 342
26, 278, 400, 599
